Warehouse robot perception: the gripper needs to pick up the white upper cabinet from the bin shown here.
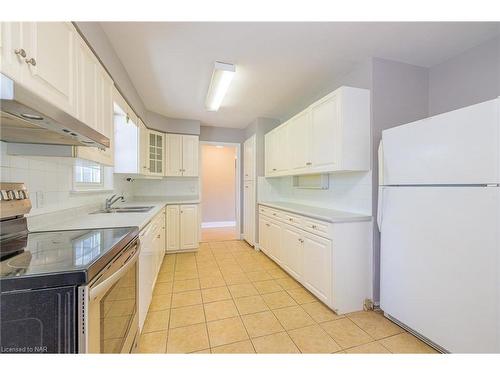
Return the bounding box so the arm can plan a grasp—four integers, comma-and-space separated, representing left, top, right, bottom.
182, 135, 199, 177
1, 22, 77, 116
147, 130, 165, 176
165, 133, 183, 176
244, 134, 256, 180
0, 22, 24, 82
165, 133, 199, 177
265, 86, 370, 176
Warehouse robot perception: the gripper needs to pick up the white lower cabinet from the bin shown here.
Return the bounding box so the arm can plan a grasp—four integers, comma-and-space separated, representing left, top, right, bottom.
258, 204, 371, 314
281, 224, 304, 282
138, 209, 165, 331
302, 233, 332, 305
166, 204, 199, 252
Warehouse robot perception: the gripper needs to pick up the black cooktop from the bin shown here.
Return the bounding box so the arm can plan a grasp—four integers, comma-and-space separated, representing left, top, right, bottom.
0, 226, 139, 292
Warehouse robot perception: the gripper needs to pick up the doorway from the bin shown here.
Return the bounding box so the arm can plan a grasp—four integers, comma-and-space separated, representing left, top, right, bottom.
200, 142, 240, 242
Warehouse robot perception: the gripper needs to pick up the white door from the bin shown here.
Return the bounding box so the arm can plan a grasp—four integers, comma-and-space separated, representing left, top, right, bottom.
265, 130, 277, 175
309, 92, 338, 171
165, 133, 183, 176
259, 216, 269, 254
180, 204, 198, 249
382, 98, 500, 185
380, 186, 500, 353
275, 125, 289, 172
138, 223, 155, 330
288, 110, 311, 172
165, 205, 180, 251
182, 135, 199, 177
268, 219, 282, 264
303, 234, 332, 305
0, 22, 24, 82
21, 22, 76, 115
281, 224, 304, 281
244, 135, 256, 180
243, 182, 255, 245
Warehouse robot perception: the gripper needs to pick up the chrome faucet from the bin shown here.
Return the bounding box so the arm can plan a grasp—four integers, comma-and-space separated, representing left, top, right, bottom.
105, 194, 124, 210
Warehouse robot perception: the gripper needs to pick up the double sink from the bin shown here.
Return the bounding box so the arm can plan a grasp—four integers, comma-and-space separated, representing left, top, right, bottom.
91, 206, 154, 214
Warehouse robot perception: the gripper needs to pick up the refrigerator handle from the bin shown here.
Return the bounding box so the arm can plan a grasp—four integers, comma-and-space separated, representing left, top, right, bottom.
377, 187, 384, 232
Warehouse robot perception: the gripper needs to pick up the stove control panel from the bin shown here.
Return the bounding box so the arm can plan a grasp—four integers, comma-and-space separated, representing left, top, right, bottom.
0, 182, 32, 219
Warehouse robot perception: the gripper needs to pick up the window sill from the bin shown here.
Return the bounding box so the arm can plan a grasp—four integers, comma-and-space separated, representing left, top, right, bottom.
70, 189, 115, 195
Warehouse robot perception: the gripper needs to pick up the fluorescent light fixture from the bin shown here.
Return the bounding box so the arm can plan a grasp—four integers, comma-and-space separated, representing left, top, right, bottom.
215, 145, 224, 149
205, 61, 235, 111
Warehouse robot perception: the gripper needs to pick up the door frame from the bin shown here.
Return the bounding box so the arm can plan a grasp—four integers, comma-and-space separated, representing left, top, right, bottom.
199, 141, 242, 240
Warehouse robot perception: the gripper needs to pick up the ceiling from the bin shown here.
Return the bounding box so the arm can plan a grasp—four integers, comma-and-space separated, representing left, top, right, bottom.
101, 22, 500, 128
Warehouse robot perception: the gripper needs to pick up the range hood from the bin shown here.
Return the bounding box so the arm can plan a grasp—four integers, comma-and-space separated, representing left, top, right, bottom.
0, 73, 109, 148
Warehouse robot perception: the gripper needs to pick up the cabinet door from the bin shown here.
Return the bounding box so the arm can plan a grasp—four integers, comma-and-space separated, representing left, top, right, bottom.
309, 92, 339, 170
268, 220, 282, 264
138, 120, 150, 175
303, 234, 332, 305
76, 36, 97, 129
0, 22, 24, 82
138, 223, 155, 330
96, 70, 114, 166
275, 124, 289, 172
182, 135, 199, 177
243, 182, 255, 245
264, 130, 276, 175
165, 133, 183, 176
258, 215, 269, 254
281, 224, 304, 281
243, 135, 256, 180
166, 205, 180, 251
288, 110, 311, 172
21, 22, 76, 115
148, 131, 165, 176
180, 204, 198, 249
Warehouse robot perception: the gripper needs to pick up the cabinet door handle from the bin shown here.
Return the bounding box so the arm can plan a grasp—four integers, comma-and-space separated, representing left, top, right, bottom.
265, 223, 270, 227
306, 162, 312, 166
272, 213, 276, 216
312, 224, 317, 229
298, 238, 304, 243
25, 57, 37, 66
289, 218, 293, 221
157, 235, 161, 239
272, 168, 277, 171
14, 48, 26, 58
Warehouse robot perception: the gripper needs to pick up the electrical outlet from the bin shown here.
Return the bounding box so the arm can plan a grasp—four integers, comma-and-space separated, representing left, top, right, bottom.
35, 191, 44, 208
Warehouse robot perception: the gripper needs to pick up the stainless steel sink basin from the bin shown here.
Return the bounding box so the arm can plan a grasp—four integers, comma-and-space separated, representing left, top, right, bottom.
90, 206, 154, 214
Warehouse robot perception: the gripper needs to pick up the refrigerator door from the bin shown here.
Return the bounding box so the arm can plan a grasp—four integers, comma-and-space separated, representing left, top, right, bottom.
382, 98, 499, 185
379, 186, 499, 353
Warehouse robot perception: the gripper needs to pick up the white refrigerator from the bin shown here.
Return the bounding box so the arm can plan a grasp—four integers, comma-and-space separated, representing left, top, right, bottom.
378, 98, 500, 353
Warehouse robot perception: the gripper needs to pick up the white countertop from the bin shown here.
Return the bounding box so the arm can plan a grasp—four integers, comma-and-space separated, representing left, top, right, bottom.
258, 201, 372, 223
29, 196, 200, 232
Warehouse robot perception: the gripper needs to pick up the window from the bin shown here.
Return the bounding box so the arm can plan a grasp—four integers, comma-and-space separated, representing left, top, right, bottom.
73, 159, 113, 192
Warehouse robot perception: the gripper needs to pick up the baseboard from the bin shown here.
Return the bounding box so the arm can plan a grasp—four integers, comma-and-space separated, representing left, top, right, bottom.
201, 221, 236, 228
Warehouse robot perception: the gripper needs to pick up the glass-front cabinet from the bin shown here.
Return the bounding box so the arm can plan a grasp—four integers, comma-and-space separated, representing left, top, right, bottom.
148, 130, 164, 176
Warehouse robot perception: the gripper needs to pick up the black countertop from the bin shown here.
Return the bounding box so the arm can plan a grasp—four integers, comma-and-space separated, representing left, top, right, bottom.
0, 226, 139, 292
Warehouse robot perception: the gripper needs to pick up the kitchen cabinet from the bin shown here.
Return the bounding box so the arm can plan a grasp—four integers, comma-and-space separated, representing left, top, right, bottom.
75, 39, 114, 166
165, 134, 199, 177
165, 205, 180, 251
0, 22, 77, 116
182, 135, 199, 177
244, 135, 256, 180
281, 224, 304, 281
138, 209, 165, 331
258, 204, 371, 314
243, 182, 255, 245
265, 125, 289, 176
166, 204, 199, 252
147, 130, 165, 176
302, 233, 332, 304
264, 86, 370, 177
0, 22, 24, 82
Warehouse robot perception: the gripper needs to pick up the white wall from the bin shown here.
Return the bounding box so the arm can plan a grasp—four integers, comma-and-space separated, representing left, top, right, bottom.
0, 142, 132, 216
126, 176, 199, 198
258, 172, 372, 215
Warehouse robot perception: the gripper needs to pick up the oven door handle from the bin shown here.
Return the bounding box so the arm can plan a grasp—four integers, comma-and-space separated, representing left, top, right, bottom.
89, 247, 139, 301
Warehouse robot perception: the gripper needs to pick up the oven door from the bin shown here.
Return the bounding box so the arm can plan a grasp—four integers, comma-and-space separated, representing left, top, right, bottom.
78, 239, 139, 353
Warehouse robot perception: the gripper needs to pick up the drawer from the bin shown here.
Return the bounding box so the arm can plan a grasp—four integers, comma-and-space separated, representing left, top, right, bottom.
259, 205, 281, 219
303, 218, 329, 236
283, 212, 303, 227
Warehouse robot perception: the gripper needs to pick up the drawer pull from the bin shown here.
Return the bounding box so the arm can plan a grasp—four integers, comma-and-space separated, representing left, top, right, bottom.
312, 224, 317, 229
298, 238, 304, 243
272, 213, 277, 216
14, 48, 26, 58
265, 223, 270, 227
289, 218, 293, 221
